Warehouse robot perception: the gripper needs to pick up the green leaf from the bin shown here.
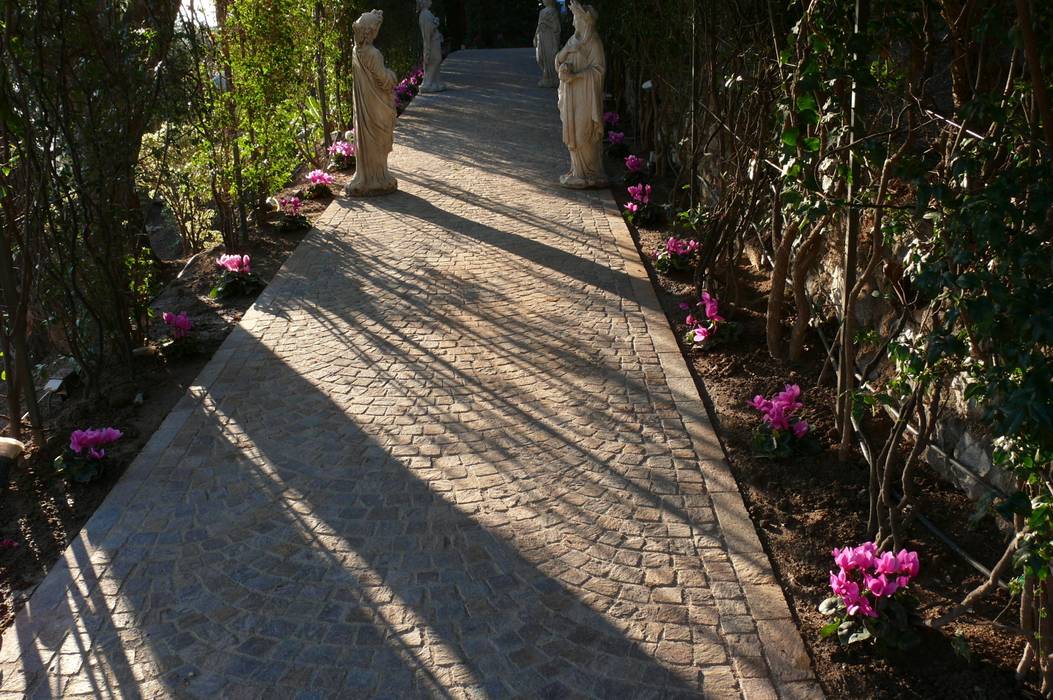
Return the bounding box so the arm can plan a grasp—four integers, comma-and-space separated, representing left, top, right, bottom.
847, 626, 872, 645
782, 127, 800, 148
820, 620, 841, 638
796, 94, 818, 112
802, 136, 821, 153
819, 596, 842, 615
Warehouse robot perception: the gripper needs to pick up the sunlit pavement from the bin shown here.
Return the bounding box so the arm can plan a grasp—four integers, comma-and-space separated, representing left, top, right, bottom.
0, 49, 820, 700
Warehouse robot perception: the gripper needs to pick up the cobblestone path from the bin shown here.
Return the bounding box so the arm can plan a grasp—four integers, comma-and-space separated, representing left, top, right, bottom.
1, 50, 820, 699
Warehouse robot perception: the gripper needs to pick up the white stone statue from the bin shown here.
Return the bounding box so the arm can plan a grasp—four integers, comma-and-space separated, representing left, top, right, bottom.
556, 1, 606, 189
534, 0, 561, 88
345, 10, 398, 197
417, 0, 447, 93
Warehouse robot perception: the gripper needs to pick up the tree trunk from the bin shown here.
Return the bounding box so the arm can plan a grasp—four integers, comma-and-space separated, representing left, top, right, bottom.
766, 210, 799, 360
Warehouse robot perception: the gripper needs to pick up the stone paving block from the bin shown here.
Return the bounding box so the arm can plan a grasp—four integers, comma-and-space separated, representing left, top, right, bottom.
0, 48, 819, 700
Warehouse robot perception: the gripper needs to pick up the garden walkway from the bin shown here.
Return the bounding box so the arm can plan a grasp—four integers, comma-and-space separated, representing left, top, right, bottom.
0, 49, 819, 699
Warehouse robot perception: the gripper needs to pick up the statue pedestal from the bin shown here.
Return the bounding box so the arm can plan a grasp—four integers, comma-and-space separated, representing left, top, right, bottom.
344, 180, 397, 197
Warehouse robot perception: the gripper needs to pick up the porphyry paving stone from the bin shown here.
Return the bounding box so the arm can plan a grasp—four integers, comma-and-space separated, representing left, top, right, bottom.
0, 49, 820, 699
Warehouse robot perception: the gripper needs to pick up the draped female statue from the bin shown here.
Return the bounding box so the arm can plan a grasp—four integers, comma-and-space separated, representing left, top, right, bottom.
534, 0, 560, 88
345, 10, 398, 197
418, 0, 447, 93
555, 1, 606, 188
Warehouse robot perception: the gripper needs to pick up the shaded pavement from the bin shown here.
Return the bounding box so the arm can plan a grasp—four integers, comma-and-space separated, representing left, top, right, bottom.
0, 49, 820, 700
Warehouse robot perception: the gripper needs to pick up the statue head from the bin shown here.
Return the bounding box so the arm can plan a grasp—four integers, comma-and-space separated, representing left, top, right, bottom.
568, 1, 598, 34
416, 0, 432, 12
542, 0, 557, 9
353, 10, 384, 44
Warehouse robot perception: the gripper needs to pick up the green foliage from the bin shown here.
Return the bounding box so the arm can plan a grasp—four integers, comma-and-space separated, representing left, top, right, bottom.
139, 124, 220, 253
209, 270, 265, 300
819, 593, 922, 653
53, 452, 105, 484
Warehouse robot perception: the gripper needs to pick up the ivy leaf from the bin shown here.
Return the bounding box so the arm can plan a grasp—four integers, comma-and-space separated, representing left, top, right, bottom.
782, 127, 800, 148
802, 136, 822, 153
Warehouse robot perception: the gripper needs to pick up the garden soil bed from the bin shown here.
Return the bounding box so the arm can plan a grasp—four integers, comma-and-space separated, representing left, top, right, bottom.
0, 170, 351, 635
611, 163, 1030, 698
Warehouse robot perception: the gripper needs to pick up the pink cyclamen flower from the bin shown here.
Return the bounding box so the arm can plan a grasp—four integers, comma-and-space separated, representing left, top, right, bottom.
700, 291, 722, 321
608, 131, 625, 145
217, 254, 251, 275
792, 420, 809, 438
692, 325, 711, 344
69, 427, 123, 457
624, 202, 640, 214
162, 311, 192, 339
279, 196, 303, 216
328, 141, 355, 158
625, 155, 645, 172
666, 237, 699, 257
865, 573, 900, 598
896, 549, 920, 579
749, 395, 771, 412
627, 183, 652, 204
874, 551, 899, 576
845, 592, 878, 618
307, 169, 334, 186
603, 111, 620, 126
832, 543, 876, 572
677, 302, 691, 311
829, 568, 859, 599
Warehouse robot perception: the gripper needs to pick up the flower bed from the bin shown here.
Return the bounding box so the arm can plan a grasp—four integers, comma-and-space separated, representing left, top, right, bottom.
610, 151, 1023, 698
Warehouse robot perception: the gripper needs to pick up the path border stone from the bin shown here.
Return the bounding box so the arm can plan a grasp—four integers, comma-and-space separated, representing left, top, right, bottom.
599, 196, 824, 700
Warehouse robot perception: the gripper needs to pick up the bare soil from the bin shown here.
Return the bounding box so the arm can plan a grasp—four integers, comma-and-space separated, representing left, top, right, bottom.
613, 165, 1031, 698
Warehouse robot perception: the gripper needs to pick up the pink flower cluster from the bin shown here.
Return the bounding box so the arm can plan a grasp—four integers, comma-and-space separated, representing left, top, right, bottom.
679, 291, 724, 344
627, 183, 652, 204
217, 254, 251, 275
829, 542, 920, 618
307, 169, 334, 186
279, 196, 303, 217
608, 131, 625, 145
625, 155, 646, 173
70, 427, 122, 460
162, 311, 192, 339
749, 384, 809, 437
395, 68, 423, 109
665, 237, 698, 257
328, 141, 355, 158
625, 183, 653, 213
603, 111, 620, 126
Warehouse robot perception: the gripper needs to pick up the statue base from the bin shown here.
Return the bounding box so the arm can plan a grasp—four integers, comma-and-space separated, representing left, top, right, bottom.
559, 173, 607, 190
344, 180, 398, 197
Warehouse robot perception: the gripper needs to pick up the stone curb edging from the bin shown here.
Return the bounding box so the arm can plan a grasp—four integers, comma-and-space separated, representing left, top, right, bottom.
597, 192, 825, 700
